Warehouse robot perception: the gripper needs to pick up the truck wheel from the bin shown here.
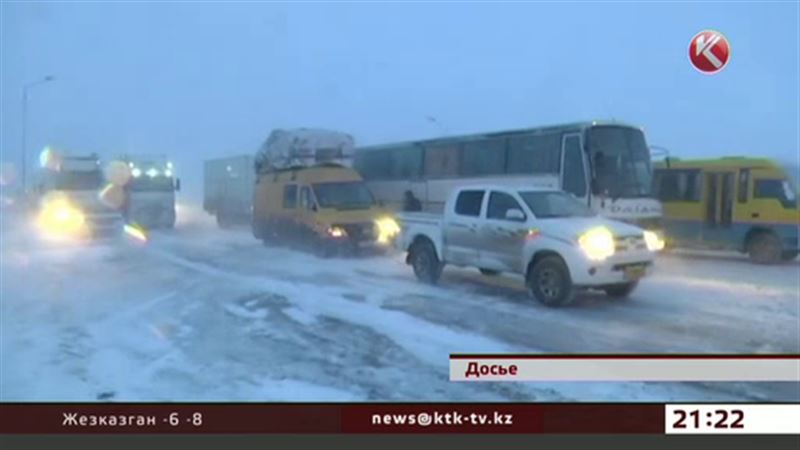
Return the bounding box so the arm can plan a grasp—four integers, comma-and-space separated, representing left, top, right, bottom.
526, 255, 574, 307
252, 221, 262, 239
216, 213, 230, 229
781, 250, 798, 262
409, 240, 443, 284
479, 269, 500, 276
603, 282, 638, 299
747, 232, 782, 264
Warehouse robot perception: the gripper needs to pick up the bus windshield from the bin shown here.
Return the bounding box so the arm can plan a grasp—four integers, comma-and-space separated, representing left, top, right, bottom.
52, 170, 102, 191
587, 126, 652, 198
312, 181, 375, 210
520, 191, 596, 218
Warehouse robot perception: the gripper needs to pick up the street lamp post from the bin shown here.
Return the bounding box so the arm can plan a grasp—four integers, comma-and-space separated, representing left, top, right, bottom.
425, 115, 448, 136
21, 75, 55, 191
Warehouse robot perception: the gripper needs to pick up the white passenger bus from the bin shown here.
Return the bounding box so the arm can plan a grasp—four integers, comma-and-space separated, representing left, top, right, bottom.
354, 121, 662, 230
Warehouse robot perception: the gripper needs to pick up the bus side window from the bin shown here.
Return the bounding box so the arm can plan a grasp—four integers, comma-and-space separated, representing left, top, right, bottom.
562, 135, 587, 197
656, 170, 700, 202
737, 169, 750, 203
507, 133, 561, 175
391, 145, 423, 179
299, 186, 315, 211
356, 150, 392, 181
283, 185, 298, 209
424, 144, 460, 178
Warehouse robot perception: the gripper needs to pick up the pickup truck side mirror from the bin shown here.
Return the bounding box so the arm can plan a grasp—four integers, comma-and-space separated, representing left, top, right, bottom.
175, 178, 181, 192
505, 208, 526, 222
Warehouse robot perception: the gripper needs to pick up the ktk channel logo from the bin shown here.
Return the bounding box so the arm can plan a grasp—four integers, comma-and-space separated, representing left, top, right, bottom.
688, 30, 731, 74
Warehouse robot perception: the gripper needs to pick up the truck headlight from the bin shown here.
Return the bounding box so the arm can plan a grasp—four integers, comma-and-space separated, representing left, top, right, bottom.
643, 230, 665, 251
327, 226, 347, 238
578, 227, 615, 261
37, 198, 87, 239
375, 216, 400, 244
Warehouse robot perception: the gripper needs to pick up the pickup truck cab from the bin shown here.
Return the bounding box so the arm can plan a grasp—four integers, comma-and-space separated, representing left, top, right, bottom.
396, 185, 661, 306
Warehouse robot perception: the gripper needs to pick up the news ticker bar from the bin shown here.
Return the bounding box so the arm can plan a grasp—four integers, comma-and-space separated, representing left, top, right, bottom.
0, 404, 798, 434
449, 355, 800, 381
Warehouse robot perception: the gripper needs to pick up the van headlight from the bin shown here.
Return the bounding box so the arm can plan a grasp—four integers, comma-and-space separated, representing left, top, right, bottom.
578, 227, 615, 261
375, 216, 400, 244
643, 230, 665, 251
327, 226, 347, 238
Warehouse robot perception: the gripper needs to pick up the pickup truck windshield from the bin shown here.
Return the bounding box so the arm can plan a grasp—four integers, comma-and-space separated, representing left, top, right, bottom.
312, 181, 375, 209
52, 170, 102, 190
520, 191, 595, 218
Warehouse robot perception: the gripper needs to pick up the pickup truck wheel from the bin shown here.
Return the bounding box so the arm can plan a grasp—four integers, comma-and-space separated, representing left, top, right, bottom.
527, 256, 574, 306
603, 282, 638, 299
410, 240, 443, 284
479, 269, 500, 276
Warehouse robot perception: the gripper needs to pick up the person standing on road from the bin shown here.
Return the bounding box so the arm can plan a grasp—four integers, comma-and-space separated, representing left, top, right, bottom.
403, 190, 422, 212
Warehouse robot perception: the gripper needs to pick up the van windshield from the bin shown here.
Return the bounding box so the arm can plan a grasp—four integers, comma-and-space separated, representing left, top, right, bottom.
520, 191, 595, 218
312, 181, 375, 210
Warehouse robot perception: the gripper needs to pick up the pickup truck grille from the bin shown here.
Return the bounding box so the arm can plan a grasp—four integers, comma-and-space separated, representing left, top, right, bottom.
615, 234, 646, 252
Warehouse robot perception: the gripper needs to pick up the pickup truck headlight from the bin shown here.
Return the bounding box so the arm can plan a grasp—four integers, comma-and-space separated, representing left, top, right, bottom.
643, 230, 665, 251
578, 227, 615, 261
375, 216, 400, 244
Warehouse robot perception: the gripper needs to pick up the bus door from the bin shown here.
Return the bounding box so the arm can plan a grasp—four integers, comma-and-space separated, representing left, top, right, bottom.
702, 171, 735, 244
560, 133, 589, 205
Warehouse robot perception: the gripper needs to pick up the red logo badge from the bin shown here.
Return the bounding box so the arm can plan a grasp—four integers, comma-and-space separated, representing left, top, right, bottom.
688, 30, 731, 74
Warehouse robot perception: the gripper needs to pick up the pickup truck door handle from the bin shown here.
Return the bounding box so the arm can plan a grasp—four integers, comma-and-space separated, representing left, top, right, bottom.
448, 222, 478, 232
751, 212, 760, 218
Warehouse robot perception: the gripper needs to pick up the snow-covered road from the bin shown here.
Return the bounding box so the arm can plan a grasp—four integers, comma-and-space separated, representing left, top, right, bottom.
2, 206, 798, 402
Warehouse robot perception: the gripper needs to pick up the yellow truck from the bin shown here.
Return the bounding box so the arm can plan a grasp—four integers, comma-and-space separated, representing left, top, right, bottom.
653, 157, 799, 263
251, 129, 399, 256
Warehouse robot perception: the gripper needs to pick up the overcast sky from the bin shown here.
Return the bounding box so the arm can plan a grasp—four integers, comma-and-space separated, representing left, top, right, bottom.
2, 1, 798, 200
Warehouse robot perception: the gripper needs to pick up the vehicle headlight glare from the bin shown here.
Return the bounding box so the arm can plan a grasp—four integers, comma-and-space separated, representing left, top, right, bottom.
37, 197, 88, 240
375, 216, 400, 244
643, 230, 665, 251
578, 227, 615, 261
327, 226, 347, 238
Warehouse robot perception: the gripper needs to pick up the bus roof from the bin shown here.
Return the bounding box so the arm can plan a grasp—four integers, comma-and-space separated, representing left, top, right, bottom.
654, 157, 782, 170
358, 119, 642, 151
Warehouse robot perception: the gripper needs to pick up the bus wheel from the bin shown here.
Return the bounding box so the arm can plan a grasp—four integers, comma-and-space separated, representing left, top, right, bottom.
409, 239, 443, 284
526, 255, 574, 307
747, 232, 782, 264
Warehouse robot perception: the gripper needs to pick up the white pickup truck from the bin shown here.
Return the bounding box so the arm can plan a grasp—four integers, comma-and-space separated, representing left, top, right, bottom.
395, 185, 662, 306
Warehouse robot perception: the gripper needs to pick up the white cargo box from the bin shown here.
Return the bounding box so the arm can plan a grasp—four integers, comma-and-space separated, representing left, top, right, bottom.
254, 128, 355, 173
204, 155, 254, 222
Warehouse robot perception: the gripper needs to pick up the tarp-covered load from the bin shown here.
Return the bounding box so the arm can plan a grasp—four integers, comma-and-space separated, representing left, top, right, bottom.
254, 128, 355, 173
